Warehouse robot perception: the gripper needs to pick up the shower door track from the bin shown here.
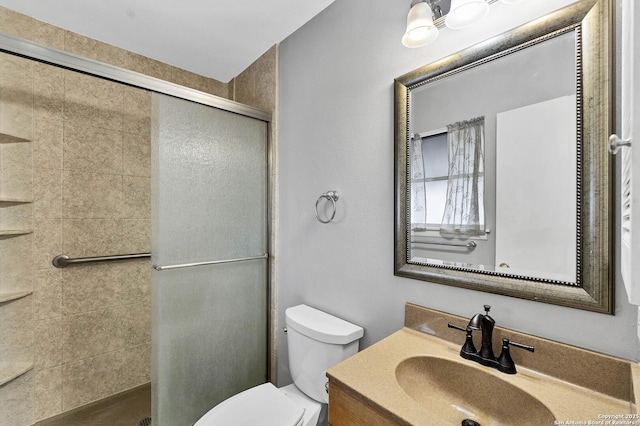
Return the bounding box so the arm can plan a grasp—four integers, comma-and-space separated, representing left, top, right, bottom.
0, 32, 270, 122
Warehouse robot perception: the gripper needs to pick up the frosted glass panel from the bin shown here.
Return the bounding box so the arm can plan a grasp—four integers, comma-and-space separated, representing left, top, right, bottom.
151, 93, 268, 426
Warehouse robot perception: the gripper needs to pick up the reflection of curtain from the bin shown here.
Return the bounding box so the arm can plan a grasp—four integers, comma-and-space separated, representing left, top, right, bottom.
440, 117, 485, 236
411, 134, 427, 230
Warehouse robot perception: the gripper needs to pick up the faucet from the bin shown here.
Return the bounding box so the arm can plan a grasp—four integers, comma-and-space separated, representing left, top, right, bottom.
448, 305, 534, 374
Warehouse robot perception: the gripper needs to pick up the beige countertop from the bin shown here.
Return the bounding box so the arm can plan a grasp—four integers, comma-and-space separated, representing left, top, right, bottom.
327, 304, 638, 426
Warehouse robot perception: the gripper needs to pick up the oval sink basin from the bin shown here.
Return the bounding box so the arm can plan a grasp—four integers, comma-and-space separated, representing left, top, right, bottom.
395, 356, 555, 426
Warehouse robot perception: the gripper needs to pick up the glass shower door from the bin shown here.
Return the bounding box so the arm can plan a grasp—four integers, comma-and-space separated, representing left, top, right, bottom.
150, 93, 268, 426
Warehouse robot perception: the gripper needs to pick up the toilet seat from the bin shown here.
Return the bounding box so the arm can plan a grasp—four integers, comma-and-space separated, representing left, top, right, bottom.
194, 383, 305, 426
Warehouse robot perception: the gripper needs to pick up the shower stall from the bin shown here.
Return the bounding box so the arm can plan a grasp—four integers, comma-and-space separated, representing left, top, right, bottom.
0, 23, 271, 426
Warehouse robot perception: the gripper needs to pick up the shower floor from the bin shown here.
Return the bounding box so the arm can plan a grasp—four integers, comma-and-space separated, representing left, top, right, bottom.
34, 383, 151, 426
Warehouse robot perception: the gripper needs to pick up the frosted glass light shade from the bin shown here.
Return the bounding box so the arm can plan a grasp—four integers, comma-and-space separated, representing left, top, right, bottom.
445, 0, 490, 29
501, 0, 524, 3
402, 2, 439, 48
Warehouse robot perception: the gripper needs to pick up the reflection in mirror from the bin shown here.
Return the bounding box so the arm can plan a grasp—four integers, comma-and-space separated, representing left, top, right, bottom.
409, 31, 577, 283
394, 0, 613, 313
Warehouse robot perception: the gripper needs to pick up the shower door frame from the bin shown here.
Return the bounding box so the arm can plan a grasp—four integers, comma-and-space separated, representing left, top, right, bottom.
0, 27, 274, 398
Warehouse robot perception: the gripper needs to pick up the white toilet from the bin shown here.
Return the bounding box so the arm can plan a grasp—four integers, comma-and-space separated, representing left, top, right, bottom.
194, 304, 364, 426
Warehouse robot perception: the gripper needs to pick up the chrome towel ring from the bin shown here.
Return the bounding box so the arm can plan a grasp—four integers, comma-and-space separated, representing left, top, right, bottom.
315, 190, 339, 224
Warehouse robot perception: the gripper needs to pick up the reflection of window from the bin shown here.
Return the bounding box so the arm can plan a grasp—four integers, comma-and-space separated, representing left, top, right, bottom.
411, 117, 485, 236
411, 131, 449, 230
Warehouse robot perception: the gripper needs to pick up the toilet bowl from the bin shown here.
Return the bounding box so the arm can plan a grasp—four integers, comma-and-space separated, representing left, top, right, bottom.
194, 304, 364, 426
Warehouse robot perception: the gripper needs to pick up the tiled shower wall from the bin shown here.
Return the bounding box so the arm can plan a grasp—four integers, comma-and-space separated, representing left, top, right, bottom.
0, 6, 278, 426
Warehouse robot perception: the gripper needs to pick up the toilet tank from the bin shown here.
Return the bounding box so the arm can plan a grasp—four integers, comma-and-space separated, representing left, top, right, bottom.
285, 304, 364, 404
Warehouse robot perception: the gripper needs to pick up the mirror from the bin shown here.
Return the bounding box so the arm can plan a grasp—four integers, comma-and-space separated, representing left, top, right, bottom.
394, 0, 613, 314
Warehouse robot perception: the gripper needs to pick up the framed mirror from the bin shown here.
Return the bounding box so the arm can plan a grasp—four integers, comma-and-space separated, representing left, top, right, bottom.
394, 0, 614, 314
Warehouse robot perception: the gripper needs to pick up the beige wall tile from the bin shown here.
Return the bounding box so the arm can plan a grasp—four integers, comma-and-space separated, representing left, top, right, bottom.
120, 260, 151, 304
123, 87, 151, 136
170, 65, 214, 94
33, 168, 62, 219
123, 132, 151, 178
0, 296, 33, 360
0, 201, 32, 232
0, 234, 33, 291
33, 22, 65, 50
120, 302, 151, 347
34, 63, 65, 123
63, 31, 98, 62
62, 123, 123, 174
124, 53, 174, 84
0, 370, 33, 426
120, 343, 151, 390
120, 219, 151, 253
34, 119, 64, 171
34, 366, 62, 421
33, 219, 62, 270
1, 143, 33, 199
62, 219, 123, 257
62, 263, 123, 315
0, 55, 34, 141
62, 171, 123, 219
232, 45, 277, 113
0, 6, 34, 39
34, 317, 62, 371
62, 351, 122, 411
62, 308, 125, 362
34, 268, 62, 320
63, 71, 123, 132
122, 176, 150, 219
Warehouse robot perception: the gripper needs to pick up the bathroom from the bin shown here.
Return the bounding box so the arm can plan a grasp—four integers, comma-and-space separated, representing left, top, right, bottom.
0, 0, 637, 425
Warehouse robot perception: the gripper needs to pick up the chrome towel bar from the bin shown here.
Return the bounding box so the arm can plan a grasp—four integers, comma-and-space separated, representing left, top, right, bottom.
52, 253, 151, 268
421, 240, 477, 249
153, 253, 268, 271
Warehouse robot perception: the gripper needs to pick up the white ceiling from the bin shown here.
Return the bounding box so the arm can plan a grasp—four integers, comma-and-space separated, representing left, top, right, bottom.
0, 0, 335, 83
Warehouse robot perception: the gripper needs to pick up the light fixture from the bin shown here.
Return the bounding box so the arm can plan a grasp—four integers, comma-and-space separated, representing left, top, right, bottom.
501, 0, 524, 3
445, 0, 490, 29
402, 0, 439, 48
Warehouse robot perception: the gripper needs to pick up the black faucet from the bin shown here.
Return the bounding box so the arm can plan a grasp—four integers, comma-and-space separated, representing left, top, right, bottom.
448, 305, 534, 374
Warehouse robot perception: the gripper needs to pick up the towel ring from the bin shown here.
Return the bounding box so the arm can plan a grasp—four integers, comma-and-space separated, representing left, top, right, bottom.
315, 190, 339, 224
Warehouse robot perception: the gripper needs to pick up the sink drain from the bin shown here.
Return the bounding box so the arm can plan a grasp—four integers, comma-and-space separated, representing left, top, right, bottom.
136, 417, 151, 426
462, 420, 481, 426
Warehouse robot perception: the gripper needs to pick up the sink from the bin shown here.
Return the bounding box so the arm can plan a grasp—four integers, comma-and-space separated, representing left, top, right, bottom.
395, 356, 555, 426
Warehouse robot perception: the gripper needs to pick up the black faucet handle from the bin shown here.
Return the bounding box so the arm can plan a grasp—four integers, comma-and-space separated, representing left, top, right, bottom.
447, 322, 467, 332
483, 304, 491, 313
497, 338, 535, 374
447, 323, 478, 359
507, 339, 534, 353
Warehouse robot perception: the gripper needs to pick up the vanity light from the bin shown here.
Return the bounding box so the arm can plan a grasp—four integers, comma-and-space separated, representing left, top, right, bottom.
445, 0, 490, 29
402, 0, 439, 48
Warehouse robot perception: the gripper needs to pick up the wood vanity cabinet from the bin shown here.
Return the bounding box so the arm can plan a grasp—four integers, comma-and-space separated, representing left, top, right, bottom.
328, 380, 405, 426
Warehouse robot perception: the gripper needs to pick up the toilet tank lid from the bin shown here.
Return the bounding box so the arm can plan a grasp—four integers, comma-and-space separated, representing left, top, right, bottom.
285, 304, 364, 345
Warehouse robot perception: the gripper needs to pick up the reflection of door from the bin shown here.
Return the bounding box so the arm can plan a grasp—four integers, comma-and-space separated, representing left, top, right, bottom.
151, 93, 269, 426
495, 96, 576, 282
620, 0, 639, 303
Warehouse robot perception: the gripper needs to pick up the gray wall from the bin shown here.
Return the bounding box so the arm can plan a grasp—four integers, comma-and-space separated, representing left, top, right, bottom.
276, 0, 637, 385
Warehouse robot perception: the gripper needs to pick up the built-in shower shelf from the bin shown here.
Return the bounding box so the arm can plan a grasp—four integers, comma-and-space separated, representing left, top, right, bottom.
0, 133, 30, 144
0, 290, 32, 303
0, 198, 33, 206
0, 362, 33, 386
0, 229, 33, 237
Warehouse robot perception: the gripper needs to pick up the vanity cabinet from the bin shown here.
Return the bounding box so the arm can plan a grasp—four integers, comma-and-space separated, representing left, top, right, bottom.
328, 380, 403, 426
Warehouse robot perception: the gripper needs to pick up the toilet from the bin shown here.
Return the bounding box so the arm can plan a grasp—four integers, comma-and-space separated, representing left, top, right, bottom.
194, 304, 364, 426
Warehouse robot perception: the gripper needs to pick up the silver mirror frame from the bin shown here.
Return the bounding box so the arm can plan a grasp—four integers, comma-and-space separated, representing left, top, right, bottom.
394, 0, 614, 314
